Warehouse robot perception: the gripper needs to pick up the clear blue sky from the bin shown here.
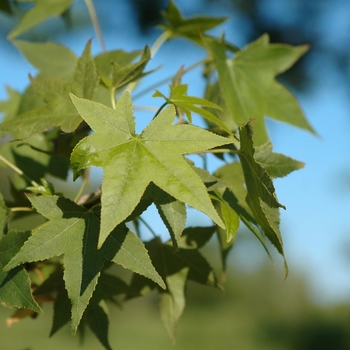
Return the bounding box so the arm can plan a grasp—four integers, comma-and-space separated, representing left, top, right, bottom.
1, 0, 350, 305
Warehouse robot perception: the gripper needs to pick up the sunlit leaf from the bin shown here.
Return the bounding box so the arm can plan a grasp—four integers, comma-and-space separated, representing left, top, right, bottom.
153, 84, 231, 134
0, 40, 99, 139
255, 142, 305, 178
206, 34, 315, 145
70, 91, 230, 247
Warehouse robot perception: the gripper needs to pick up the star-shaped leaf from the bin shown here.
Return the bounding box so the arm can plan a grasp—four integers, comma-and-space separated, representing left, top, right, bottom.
0, 40, 99, 139
8, 0, 73, 39
4, 195, 164, 334
70, 91, 231, 247
237, 121, 286, 268
206, 34, 315, 145
255, 142, 305, 178
153, 84, 232, 134
159, 1, 232, 49
0, 230, 42, 313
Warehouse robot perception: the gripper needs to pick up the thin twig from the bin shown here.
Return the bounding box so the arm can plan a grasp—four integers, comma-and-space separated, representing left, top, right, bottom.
138, 216, 158, 239
84, 0, 106, 52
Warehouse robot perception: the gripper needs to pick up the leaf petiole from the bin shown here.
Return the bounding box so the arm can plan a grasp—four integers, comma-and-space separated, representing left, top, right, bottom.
138, 216, 158, 239
0, 154, 39, 187
84, 0, 106, 52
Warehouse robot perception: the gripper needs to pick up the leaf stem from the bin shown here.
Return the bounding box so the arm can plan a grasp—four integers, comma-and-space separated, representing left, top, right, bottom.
110, 87, 116, 109
84, 0, 106, 52
150, 31, 171, 57
10, 207, 34, 212
0, 154, 39, 187
154, 102, 168, 118
74, 168, 91, 203
132, 57, 210, 101
138, 216, 158, 239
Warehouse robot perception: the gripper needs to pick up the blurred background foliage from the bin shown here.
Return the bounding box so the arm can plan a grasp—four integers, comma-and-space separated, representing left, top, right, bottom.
1, 0, 350, 349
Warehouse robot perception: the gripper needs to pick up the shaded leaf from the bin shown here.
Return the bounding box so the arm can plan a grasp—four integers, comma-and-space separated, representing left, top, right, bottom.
8, 0, 73, 39
238, 122, 285, 259
0, 230, 42, 313
255, 142, 305, 178
0, 193, 10, 237
160, 267, 188, 343
206, 34, 315, 145
13, 40, 77, 79
0, 40, 99, 139
5, 195, 164, 334
70, 92, 230, 247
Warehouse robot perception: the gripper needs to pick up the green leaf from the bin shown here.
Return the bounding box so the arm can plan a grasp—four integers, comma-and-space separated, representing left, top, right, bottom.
0, 230, 42, 313
94, 50, 141, 78
159, 1, 228, 47
160, 267, 188, 343
8, 0, 73, 39
153, 84, 231, 134
0, 40, 99, 139
238, 122, 285, 258
13, 40, 77, 79
206, 34, 315, 145
85, 300, 112, 350
154, 189, 186, 251
0, 193, 9, 237
70, 92, 230, 247
255, 142, 305, 178
0, 87, 21, 122
5, 195, 164, 334
111, 46, 151, 89
214, 162, 273, 269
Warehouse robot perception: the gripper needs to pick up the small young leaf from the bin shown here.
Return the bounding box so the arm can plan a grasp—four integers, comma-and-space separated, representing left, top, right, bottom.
5, 195, 164, 334
159, 1, 228, 47
8, 0, 73, 39
206, 34, 315, 145
153, 84, 231, 134
255, 142, 305, 178
111, 45, 151, 89
0, 230, 42, 313
70, 92, 230, 247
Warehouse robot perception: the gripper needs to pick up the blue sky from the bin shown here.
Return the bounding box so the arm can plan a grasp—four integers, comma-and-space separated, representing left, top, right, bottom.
1, 0, 350, 305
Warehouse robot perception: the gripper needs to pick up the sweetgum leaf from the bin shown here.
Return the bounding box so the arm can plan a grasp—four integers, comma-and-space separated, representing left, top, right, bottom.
238, 122, 285, 260
13, 40, 77, 79
214, 162, 271, 269
159, 1, 228, 48
8, 0, 73, 39
206, 34, 315, 145
0, 230, 42, 313
85, 300, 112, 350
0, 40, 99, 139
5, 195, 164, 334
160, 267, 188, 343
111, 45, 151, 89
94, 50, 141, 78
153, 84, 231, 133
0, 193, 9, 236
70, 92, 230, 247
255, 142, 305, 178
0, 86, 21, 122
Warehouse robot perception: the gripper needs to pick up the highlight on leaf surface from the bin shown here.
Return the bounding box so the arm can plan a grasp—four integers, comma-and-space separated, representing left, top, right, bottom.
70, 91, 232, 247
206, 34, 315, 145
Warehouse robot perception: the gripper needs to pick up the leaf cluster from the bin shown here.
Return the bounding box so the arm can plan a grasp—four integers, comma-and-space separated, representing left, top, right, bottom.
0, 1, 312, 349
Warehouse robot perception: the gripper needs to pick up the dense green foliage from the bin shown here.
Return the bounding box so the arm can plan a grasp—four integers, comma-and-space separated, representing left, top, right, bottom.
0, 1, 314, 348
